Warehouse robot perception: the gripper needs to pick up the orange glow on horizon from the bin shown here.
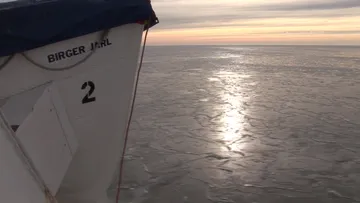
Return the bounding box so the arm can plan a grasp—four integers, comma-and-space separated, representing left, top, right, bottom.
148, 0, 360, 45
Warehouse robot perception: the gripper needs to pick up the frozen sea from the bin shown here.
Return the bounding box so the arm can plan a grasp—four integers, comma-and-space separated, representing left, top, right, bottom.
109, 45, 360, 203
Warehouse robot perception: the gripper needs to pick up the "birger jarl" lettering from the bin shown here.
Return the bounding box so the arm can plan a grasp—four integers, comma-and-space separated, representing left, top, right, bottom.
47, 38, 112, 63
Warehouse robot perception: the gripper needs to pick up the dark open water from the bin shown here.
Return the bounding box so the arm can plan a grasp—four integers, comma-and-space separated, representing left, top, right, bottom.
110, 45, 360, 203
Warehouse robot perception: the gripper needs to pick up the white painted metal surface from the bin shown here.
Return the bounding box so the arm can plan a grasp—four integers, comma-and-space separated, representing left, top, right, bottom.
55, 24, 144, 203
0, 23, 145, 203
16, 86, 78, 196
1, 84, 47, 127
0, 99, 6, 107
0, 113, 47, 203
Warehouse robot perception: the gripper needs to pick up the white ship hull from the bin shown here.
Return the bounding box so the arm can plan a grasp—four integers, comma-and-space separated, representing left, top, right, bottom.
0, 23, 146, 203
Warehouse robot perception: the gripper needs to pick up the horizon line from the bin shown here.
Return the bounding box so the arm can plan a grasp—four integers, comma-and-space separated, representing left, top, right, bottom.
147, 44, 360, 47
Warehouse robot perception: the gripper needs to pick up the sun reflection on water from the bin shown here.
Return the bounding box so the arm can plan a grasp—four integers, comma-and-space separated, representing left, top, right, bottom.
208, 70, 251, 153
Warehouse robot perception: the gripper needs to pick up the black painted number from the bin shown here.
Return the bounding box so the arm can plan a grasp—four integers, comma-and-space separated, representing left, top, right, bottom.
81, 81, 96, 104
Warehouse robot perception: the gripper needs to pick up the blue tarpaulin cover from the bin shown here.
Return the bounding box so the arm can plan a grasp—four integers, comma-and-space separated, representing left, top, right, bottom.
0, 0, 158, 57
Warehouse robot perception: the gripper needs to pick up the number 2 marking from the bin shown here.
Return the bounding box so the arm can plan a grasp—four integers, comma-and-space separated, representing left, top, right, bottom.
81, 81, 96, 104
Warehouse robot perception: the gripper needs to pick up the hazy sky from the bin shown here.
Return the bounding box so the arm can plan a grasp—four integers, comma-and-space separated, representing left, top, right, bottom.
149, 0, 360, 45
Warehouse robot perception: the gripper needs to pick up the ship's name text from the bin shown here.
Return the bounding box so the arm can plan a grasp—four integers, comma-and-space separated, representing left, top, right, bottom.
47, 38, 112, 63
